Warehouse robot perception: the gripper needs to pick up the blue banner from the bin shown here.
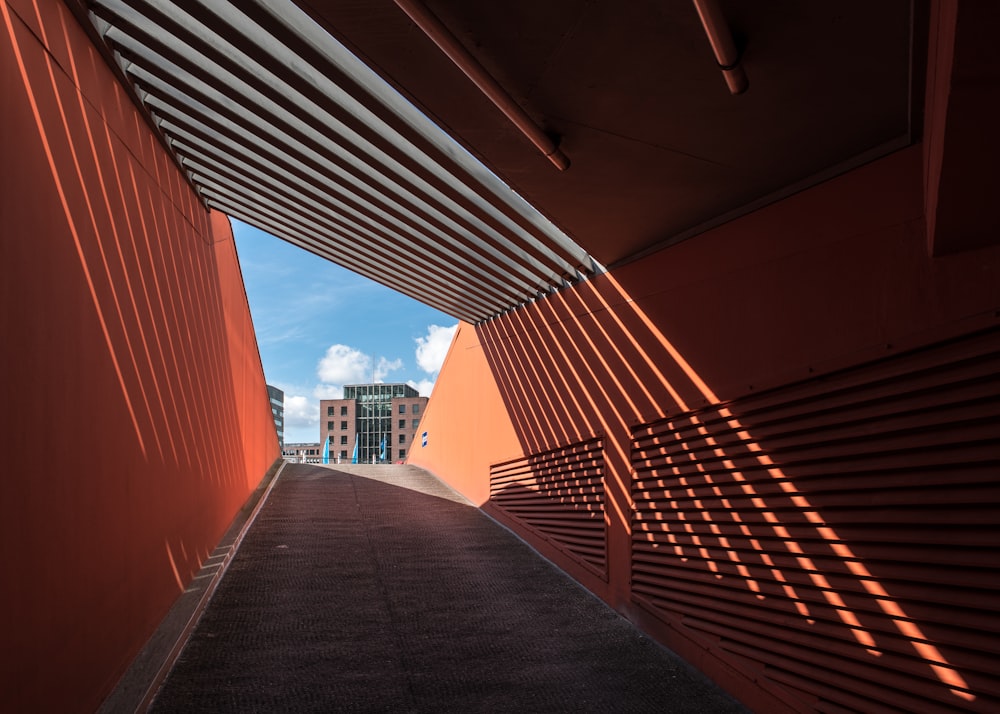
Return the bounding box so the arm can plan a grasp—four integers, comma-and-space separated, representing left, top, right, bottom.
321, 435, 330, 464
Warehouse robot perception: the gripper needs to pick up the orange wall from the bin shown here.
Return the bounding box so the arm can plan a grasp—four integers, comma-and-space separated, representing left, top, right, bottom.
1, 2, 278, 711
409, 322, 522, 506
418, 143, 1000, 711
390, 4, 1000, 709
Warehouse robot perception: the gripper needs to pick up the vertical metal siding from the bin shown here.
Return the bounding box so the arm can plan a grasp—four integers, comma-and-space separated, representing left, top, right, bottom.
631, 328, 1000, 712
490, 439, 606, 575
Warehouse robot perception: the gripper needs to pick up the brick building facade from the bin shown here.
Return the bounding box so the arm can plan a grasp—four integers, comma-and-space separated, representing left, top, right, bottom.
321, 384, 428, 463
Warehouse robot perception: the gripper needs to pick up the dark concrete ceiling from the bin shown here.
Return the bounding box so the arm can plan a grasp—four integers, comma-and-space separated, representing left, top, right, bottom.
295, 0, 917, 267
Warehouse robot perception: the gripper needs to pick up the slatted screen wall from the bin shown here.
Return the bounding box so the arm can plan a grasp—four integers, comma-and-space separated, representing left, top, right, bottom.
631, 328, 999, 712
490, 439, 606, 575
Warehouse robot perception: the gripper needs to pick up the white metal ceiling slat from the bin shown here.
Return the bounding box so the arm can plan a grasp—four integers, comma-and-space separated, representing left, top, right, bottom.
96, 10, 561, 297
186, 0, 589, 277
241, 0, 595, 273
186, 161, 491, 308
122, 55, 547, 304
198, 183, 498, 319
142, 88, 540, 308
102, 3, 566, 291
174, 141, 523, 309
207, 196, 487, 322
165, 135, 527, 310
185, 159, 505, 315
86, 0, 599, 321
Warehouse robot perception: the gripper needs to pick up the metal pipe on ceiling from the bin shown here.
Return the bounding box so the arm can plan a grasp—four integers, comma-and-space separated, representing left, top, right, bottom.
691, 0, 748, 95
393, 0, 570, 171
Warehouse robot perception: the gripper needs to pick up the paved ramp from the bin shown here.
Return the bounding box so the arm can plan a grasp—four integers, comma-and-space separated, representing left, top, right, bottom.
148, 463, 746, 713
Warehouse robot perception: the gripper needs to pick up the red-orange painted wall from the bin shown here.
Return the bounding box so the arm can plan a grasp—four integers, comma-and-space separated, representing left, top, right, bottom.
410, 322, 522, 507
418, 147, 1000, 712
1, 2, 278, 711
413, 95, 1000, 714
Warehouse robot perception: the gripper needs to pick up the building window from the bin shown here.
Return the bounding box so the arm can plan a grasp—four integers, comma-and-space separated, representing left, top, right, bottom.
327, 406, 334, 416
341, 421, 347, 430
399, 419, 406, 429
398, 449, 406, 459
398, 434, 406, 444
327, 421, 333, 430
340, 436, 347, 445
341, 406, 348, 416
412, 419, 419, 428
340, 450, 348, 459
412, 403, 420, 414
398, 404, 406, 414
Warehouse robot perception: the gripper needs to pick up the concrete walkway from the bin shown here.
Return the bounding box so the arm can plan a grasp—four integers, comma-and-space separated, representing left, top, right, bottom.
148, 463, 747, 713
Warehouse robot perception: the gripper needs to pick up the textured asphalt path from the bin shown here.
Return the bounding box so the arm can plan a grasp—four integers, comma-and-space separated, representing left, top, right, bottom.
149, 463, 747, 713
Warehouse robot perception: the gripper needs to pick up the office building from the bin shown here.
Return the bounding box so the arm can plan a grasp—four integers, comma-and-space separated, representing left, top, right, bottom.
321, 384, 427, 463
281, 443, 322, 464
266, 384, 284, 449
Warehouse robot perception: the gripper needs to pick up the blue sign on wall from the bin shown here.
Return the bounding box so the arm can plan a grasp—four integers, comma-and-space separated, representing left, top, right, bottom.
421, 431, 428, 447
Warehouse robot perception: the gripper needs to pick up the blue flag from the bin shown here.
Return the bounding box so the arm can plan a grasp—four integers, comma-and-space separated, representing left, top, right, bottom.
379, 436, 386, 462
351, 433, 359, 464
322, 435, 330, 464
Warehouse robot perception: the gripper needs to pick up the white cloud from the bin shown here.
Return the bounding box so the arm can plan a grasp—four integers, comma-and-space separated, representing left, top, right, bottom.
312, 383, 343, 400
312, 346, 405, 401
283, 395, 317, 431
317, 344, 370, 384
375, 356, 403, 381
407, 378, 436, 397
415, 324, 458, 374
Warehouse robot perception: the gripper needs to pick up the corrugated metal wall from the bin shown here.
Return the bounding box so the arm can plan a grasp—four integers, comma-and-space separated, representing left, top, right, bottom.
490, 438, 607, 576
631, 327, 999, 712
2, 2, 279, 709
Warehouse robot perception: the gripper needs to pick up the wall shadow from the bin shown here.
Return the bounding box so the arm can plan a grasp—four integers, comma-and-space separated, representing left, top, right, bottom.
476, 270, 998, 711
2, 3, 277, 712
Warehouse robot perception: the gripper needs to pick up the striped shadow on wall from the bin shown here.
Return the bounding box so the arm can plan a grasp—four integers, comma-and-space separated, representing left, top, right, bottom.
490, 438, 607, 576
630, 327, 999, 712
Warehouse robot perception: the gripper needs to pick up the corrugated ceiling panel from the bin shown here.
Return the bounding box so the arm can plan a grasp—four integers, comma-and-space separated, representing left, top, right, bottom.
631, 327, 1000, 712
81, 0, 597, 322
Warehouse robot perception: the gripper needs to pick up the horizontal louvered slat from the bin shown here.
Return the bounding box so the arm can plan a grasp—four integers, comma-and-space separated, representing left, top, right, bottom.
631, 327, 1000, 712
632, 367, 1000, 447
632, 556, 1000, 623
677, 604, 997, 692
634, 463, 1000, 498
635, 521, 999, 552
634, 444, 999, 483
491, 438, 606, 574
719, 637, 996, 714
490, 497, 605, 511
632, 537, 998, 573
633, 586, 1000, 709
492, 470, 604, 489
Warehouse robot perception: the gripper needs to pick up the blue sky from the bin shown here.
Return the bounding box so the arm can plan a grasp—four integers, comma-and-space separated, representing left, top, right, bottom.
232, 219, 458, 444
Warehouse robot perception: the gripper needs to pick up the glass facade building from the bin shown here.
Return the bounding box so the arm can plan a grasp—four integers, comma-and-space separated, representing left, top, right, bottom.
266, 384, 284, 449
322, 384, 427, 463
